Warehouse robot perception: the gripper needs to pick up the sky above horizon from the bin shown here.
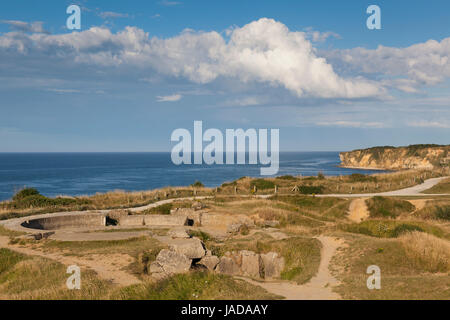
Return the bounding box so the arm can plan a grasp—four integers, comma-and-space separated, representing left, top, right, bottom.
0, 0, 449, 152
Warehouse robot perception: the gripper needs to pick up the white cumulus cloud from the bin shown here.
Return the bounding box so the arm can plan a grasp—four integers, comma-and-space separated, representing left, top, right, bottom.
156, 94, 182, 102
0, 18, 385, 99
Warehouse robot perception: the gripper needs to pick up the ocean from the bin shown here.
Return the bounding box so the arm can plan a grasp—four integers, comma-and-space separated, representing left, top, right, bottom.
0, 152, 382, 201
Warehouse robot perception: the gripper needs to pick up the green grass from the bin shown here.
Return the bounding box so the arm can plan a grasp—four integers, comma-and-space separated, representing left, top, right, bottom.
269, 195, 345, 214
298, 185, 324, 195
341, 219, 447, 239
140, 201, 192, 215
250, 179, 275, 190
366, 196, 415, 218
114, 271, 280, 300
187, 230, 212, 243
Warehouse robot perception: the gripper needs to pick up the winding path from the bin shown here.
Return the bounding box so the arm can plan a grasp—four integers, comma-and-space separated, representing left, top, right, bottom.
239, 236, 345, 300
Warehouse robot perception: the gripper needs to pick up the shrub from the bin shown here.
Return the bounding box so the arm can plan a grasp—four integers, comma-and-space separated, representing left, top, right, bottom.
250, 179, 275, 190
435, 206, 450, 220
299, 185, 324, 195
12, 188, 40, 201
391, 224, 424, 237
143, 203, 173, 215
366, 196, 415, 218
188, 230, 212, 243
340, 220, 441, 238
191, 181, 204, 188
317, 172, 325, 180
275, 175, 296, 180
348, 173, 377, 183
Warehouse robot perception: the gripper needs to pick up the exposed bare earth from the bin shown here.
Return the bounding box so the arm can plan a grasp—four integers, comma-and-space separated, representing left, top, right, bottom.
348, 198, 370, 223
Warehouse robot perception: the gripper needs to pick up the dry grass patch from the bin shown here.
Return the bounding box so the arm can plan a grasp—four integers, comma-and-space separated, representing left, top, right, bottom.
399, 231, 450, 273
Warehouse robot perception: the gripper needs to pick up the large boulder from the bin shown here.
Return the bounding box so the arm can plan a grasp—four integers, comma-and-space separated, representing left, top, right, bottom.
240, 250, 262, 278
260, 252, 285, 279
215, 255, 241, 275
214, 250, 284, 279
150, 249, 192, 277
197, 255, 220, 271
168, 228, 190, 239
169, 238, 206, 259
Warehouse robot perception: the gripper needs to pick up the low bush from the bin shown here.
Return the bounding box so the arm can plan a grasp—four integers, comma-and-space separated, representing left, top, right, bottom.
250, 179, 275, 190
299, 185, 324, 195
366, 196, 415, 218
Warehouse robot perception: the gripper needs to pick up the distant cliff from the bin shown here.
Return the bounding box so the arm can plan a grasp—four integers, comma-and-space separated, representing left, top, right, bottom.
340, 144, 450, 170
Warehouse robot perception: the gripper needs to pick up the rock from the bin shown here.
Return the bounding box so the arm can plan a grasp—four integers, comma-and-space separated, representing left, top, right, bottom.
151, 249, 192, 275
191, 202, 206, 211
168, 228, 190, 239
239, 250, 262, 278
215, 256, 240, 275
31, 232, 55, 240
169, 238, 206, 259
107, 209, 129, 221
227, 223, 243, 234
197, 255, 220, 271
260, 252, 285, 279
263, 220, 280, 228
268, 231, 289, 240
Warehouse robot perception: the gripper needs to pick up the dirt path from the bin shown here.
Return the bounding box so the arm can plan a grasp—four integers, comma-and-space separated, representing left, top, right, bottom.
348, 198, 370, 222
0, 236, 140, 287
318, 176, 450, 198
239, 236, 345, 300
408, 199, 428, 212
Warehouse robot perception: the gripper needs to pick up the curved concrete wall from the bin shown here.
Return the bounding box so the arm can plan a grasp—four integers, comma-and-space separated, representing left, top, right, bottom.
117, 215, 188, 226
22, 214, 106, 230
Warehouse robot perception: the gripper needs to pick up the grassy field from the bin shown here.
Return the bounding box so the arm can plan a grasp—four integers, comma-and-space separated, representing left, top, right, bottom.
1, 169, 450, 300
0, 248, 278, 300
114, 272, 281, 300
330, 233, 450, 300
0, 168, 446, 221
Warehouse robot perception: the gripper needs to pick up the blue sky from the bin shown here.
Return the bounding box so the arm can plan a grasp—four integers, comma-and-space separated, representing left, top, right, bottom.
0, 0, 449, 152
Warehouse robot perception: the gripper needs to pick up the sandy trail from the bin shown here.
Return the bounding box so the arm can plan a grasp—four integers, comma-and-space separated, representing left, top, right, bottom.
239, 236, 345, 300
347, 198, 370, 222
0, 236, 140, 287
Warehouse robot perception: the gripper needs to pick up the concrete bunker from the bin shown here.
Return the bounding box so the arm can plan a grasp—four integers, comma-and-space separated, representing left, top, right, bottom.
21, 214, 106, 231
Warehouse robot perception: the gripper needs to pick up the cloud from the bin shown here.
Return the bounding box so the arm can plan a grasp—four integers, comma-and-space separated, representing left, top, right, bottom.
316, 121, 386, 128
304, 27, 341, 42
46, 88, 81, 94
325, 38, 450, 92
156, 94, 182, 102
99, 12, 129, 19
0, 18, 384, 99
159, 1, 182, 6
407, 120, 450, 129
1, 20, 49, 33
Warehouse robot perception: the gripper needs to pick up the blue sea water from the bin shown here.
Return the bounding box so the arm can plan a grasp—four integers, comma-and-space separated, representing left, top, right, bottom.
0, 152, 382, 201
